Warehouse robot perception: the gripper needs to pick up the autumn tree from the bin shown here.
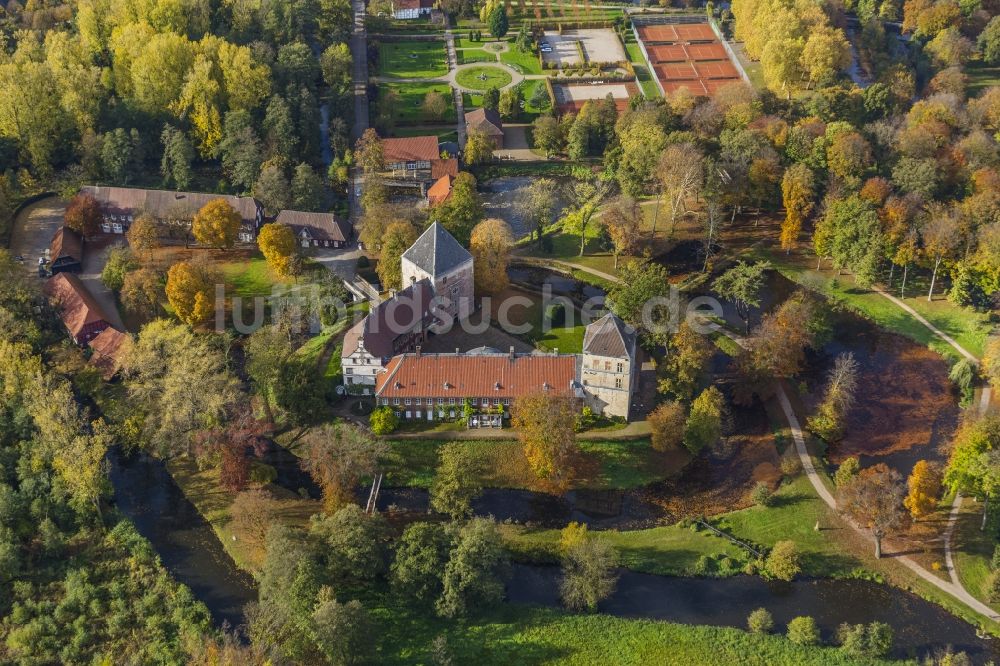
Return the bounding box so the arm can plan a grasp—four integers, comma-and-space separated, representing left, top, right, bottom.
601, 196, 643, 268
515, 178, 559, 245
300, 423, 389, 512
126, 213, 159, 258
648, 400, 686, 452
121, 268, 163, 321
560, 535, 618, 612
431, 172, 483, 246
658, 321, 712, 401
904, 460, 943, 520
230, 488, 278, 567
657, 143, 704, 239
712, 260, 769, 335
944, 415, 1000, 529
376, 222, 420, 290
739, 291, 819, 395
122, 319, 239, 456
64, 192, 102, 238
839, 463, 906, 558
511, 393, 581, 488
165, 260, 219, 325
422, 90, 449, 121
608, 260, 671, 332
815, 195, 884, 287
192, 198, 241, 249
982, 337, 1000, 391
765, 540, 801, 581
355, 128, 384, 174
469, 217, 514, 295
683, 386, 726, 454
922, 204, 961, 301
244, 322, 295, 418
463, 129, 495, 165
807, 352, 859, 443
258, 222, 299, 277
780, 162, 814, 253
430, 443, 484, 519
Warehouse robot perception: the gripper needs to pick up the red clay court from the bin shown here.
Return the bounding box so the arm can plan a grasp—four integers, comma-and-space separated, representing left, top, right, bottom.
634, 18, 743, 97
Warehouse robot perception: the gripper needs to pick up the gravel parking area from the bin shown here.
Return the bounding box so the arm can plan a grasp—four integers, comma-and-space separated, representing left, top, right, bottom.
540, 29, 626, 66
8, 196, 64, 277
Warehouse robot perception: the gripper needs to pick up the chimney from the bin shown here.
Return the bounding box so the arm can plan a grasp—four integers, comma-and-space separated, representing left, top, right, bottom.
554, 347, 559, 356
455, 347, 460, 355
509, 345, 515, 360
415, 345, 421, 357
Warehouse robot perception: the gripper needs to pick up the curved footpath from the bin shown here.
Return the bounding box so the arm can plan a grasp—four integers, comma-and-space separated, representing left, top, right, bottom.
555, 256, 1000, 624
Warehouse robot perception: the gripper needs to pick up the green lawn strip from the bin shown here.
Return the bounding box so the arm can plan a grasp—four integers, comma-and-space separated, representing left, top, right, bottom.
370, 591, 894, 665
456, 65, 513, 91
378, 82, 456, 124
382, 437, 673, 491
378, 40, 449, 78
519, 79, 552, 115
716, 475, 863, 578
518, 295, 587, 353
501, 522, 749, 576
454, 35, 501, 50
756, 248, 990, 362
219, 256, 290, 298
953, 505, 997, 606
459, 48, 496, 64
500, 47, 543, 75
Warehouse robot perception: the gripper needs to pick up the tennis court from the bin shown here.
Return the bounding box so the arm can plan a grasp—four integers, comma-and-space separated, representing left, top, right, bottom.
634, 16, 743, 98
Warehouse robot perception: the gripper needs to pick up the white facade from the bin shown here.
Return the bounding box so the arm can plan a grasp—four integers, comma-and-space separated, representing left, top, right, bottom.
580, 352, 635, 418
401, 257, 473, 321
342, 341, 384, 394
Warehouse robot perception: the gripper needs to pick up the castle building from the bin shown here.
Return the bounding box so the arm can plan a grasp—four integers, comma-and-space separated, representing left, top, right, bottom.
400, 222, 474, 322
579, 313, 638, 419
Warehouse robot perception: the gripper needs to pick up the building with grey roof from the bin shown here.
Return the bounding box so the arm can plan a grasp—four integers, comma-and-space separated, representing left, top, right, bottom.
401, 222, 474, 321
579, 313, 637, 419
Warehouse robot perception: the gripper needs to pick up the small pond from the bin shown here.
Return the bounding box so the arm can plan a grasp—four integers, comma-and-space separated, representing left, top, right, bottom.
508, 264, 606, 303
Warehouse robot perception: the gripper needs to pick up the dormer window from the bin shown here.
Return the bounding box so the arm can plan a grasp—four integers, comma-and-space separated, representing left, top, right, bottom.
394, 381, 403, 389
494, 381, 501, 391
542, 382, 551, 391
443, 381, 452, 390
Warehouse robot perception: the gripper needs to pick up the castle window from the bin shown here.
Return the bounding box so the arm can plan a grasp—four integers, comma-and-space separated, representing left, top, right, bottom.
604, 361, 611, 371
617, 362, 624, 373
615, 377, 623, 389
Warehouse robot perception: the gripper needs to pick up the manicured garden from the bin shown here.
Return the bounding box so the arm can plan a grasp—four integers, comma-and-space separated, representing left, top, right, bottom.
625, 42, 661, 99
378, 40, 449, 78
456, 65, 514, 91
500, 46, 544, 75
459, 48, 496, 64
377, 82, 457, 125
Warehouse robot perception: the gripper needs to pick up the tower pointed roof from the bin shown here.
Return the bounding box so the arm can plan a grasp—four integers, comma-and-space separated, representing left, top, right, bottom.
402, 222, 472, 278
583, 313, 636, 359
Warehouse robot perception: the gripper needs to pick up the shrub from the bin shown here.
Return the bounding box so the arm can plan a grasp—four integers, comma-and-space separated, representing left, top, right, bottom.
765, 540, 801, 581
545, 302, 566, 327
747, 608, 774, 634
692, 554, 713, 576
356, 255, 370, 268
751, 482, 773, 507
780, 455, 802, 476
787, 616, 820, 645
370, 406, 399, 435
837, 622, 893, 657
985, 571, 1000, 604
991, 544, 1000, 571
833, 457, 860, 487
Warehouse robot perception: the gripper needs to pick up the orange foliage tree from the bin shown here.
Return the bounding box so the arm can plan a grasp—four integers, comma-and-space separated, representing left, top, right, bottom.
511, 392, 581, 488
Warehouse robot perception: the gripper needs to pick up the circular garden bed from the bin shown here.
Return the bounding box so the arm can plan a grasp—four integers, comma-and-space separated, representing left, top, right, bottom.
456, 65, 513, 91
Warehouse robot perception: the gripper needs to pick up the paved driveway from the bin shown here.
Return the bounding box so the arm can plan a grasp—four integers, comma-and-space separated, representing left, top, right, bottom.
8, 196, 64, 277
8, 195, 126, 331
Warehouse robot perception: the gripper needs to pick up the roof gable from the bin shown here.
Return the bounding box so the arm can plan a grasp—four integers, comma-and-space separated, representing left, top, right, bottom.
465, 108, 504, 135
44, 272, 111, 338
401, 222, 472, 277
51, 226, 83, 261
343, 278, 436, 358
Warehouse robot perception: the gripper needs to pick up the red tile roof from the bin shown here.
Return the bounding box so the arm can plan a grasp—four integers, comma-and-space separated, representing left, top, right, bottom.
45, 272, 111, 341
382, 136, 440, 164
427, 174, 454, 206
88, 327, 131, 379
51, 226, 83, 261
375, 352, 578, 400
431, 158, 458, 179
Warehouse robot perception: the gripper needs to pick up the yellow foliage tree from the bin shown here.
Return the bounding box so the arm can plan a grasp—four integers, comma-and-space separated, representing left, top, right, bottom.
904, 459, 943, 520
780, 163, 814, 253
257, 222, 298, 277
376, 221, 419, 290
511, 392, 581, 489
192, 198, 241, 248
469, 217, 513, 295
165, 260, 217, 325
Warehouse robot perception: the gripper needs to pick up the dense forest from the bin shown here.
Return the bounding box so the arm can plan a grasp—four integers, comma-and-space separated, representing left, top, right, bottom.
0, 0, 356, 239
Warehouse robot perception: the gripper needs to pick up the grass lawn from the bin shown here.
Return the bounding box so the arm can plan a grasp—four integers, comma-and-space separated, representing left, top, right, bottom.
455, 65, 513, 91
371, 594, 888, 665
454, 35, 502, 49
625, 42, 661, 98
953, 502, 998, 606
520, 79, 552, 115
219, 256, 289, 298
458, 48, 496, 64
500, 46, 543, 75
378, 40, 449, 78
756, 248, 992, 362
715, 475, 862, 578
378, 82, 456, 125
502, 521, 749, 576
967, 57, 1000, 95
382, 437, 683, 491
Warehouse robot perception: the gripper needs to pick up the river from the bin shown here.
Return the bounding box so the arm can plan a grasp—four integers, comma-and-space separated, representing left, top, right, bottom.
109, 448, 997, 661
